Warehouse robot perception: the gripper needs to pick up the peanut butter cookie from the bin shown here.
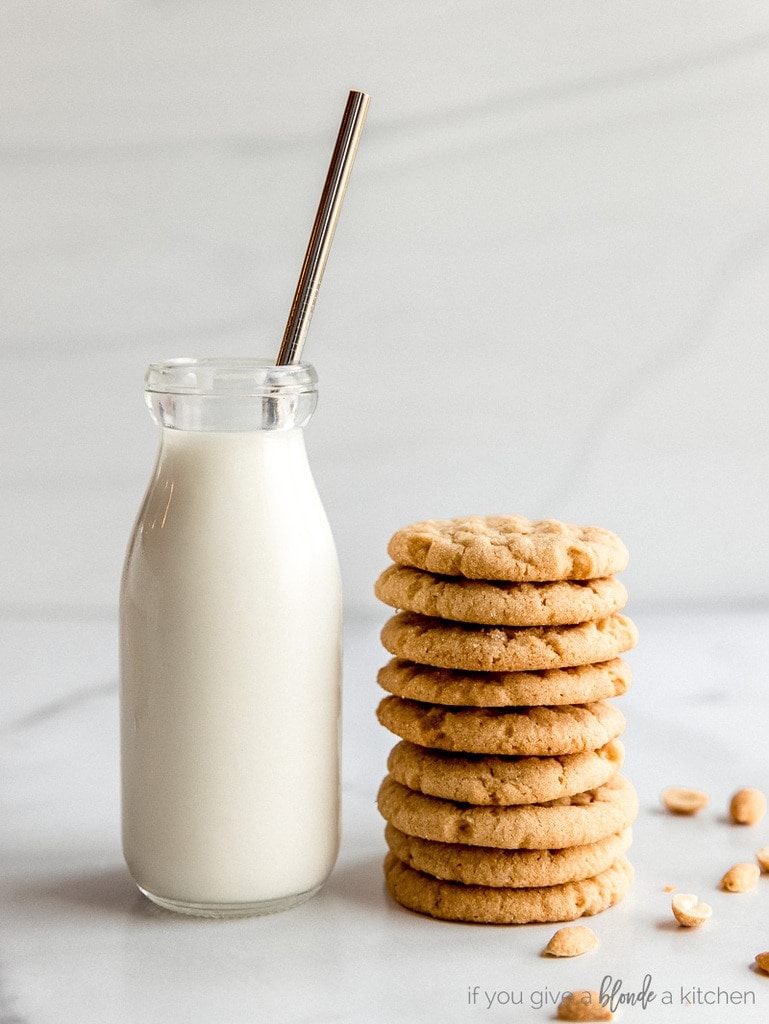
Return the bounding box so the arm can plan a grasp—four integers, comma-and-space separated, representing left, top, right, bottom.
383, 851, 634, 924
381, 612, 638, 673
378, 657, 631, 707
376, 697, 626, 756
375, 565, 627, 626
377, 774, 638, 850
386, 516, 629, 582
386, 739, 624, 805
385, 822, 632, 888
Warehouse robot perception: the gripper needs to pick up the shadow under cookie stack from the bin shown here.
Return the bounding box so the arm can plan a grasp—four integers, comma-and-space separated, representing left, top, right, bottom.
374, 515, 639, 924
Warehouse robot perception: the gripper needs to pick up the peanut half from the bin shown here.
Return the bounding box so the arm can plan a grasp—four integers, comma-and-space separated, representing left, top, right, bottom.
671, 893, 712, 927
661, 787, 709, 815
557, 990, 613, 1021
755, 952, 769, 973
756, 846, 769, 871
729, 788, 767, 825
721, 862, 760, 892
544, 926, 599, 958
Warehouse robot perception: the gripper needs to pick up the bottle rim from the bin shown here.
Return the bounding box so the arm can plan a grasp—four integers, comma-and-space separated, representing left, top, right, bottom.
145, 358, 318, 397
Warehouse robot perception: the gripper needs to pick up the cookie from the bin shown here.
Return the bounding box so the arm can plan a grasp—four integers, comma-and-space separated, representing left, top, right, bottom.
381, 612, 638, 673
383, 851, 634, 924
377, 774, 638, 849
375, 565, 628, 626
385, 822, 632, 887
387, 516, 629, 583
387, 739, 625, 805
378, 657, 631, 707
377, 697, 626, 756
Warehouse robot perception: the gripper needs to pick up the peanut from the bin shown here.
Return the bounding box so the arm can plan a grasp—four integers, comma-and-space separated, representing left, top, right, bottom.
756, 846, 769, 871
729, 788, 767, 825
755, 952, 769, 973
544, 925, 599, 958
720, 862, 760, 892
661, 786, 709, 815
557, 990, 613, 1021
671, 893, 712, 927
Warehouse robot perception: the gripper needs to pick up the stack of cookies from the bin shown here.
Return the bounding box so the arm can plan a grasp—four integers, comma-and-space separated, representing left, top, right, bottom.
374, 515, 638, 924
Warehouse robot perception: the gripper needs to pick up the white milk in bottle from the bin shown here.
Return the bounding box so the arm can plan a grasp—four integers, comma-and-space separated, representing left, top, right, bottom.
120, 359, 342, 916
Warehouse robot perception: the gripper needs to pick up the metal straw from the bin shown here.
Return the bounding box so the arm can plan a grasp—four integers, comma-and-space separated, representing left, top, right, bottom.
276, 90, 370, 366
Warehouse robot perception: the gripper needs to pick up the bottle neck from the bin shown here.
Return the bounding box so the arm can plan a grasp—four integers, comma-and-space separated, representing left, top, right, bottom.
144, 359, 319, 433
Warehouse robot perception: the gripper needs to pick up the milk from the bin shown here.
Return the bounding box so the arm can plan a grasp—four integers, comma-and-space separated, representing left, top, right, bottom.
120, 360, 342, 916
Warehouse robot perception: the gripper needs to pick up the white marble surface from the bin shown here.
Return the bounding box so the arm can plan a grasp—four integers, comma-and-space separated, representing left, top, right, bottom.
2, 608, 769, 1023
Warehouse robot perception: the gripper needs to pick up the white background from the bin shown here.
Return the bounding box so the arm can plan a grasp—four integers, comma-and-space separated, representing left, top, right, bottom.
2, 0, 768, 617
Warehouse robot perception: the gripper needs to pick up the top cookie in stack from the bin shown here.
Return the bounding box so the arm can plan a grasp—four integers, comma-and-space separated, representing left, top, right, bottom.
384, 515, 629, 585
374, 515, 638, 925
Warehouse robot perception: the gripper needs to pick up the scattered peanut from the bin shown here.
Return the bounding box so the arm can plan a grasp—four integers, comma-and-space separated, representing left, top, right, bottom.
557, 989, 613, 1021
755, 952, 769, 973
729, 788, 767, 826
661, 786, 709, 815
756, 846, 769, 871
671, 893, 712, 927
544, 925, 599, 958
721, 862, 760, 892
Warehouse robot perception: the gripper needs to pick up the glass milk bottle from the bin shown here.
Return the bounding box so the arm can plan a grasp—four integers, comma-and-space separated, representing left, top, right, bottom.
120, 358, 342, 917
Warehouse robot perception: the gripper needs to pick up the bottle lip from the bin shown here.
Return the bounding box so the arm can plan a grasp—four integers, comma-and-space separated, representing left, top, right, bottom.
145, 357, 318, 396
